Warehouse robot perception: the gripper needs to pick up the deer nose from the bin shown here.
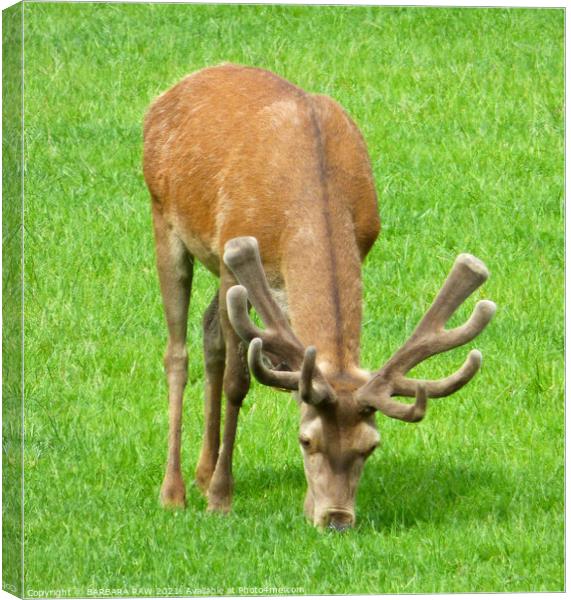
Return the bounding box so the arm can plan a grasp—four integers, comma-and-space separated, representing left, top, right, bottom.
326, 509, 354, 532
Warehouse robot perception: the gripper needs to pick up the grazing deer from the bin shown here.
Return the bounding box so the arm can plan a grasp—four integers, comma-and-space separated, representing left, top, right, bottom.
143, 64, 495, 530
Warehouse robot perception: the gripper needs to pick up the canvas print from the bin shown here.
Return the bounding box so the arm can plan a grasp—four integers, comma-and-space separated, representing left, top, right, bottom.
2, 2, 564, 596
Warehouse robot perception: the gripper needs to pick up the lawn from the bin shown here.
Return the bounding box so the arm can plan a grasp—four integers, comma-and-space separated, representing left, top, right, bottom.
9, 3, 565, 595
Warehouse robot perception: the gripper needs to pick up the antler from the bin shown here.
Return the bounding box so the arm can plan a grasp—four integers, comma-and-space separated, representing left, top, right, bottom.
223, 237, 333, 405
357, 253, 496, 422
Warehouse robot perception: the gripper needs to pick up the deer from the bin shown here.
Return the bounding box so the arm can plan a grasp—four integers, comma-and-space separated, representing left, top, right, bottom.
142, 63, 496, 531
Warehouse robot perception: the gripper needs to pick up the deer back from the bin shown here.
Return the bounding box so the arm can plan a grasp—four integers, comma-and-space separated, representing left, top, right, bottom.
143, 64, 380, 280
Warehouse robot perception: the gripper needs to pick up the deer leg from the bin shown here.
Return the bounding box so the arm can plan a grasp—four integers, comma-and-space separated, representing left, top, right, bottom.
207, 275, 250, 513
195, 292, 225, 494
153, 207, 193, 509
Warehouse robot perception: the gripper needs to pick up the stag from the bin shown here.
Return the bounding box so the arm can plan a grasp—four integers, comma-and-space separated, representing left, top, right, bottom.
143, 64, 495, 530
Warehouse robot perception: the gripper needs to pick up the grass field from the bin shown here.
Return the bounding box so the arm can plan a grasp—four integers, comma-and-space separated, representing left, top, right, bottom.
14, 3, 564, 595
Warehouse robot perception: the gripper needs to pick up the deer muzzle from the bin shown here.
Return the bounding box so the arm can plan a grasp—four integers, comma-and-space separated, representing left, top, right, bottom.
325, 508, 355, 532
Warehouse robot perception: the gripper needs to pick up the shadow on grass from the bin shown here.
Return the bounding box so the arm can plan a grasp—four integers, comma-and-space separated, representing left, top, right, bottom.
360, 455, 515, 531
233, 455, 514, 533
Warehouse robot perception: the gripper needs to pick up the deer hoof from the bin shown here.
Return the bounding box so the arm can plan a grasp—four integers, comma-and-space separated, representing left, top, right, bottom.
160, 475, 187, 509
206, 495, 232, 513
206, 483, 233, 513
206, 472, 233, 513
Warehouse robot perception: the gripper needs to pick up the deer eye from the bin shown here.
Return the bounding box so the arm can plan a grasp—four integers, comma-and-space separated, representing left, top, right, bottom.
299, 436, 311, 449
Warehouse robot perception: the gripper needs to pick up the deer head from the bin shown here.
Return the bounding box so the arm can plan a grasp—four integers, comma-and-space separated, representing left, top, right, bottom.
224, 236, 495, 530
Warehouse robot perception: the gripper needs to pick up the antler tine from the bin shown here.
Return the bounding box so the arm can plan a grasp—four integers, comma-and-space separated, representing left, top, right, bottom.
247, 339, 330, 405
226, 283, 300, 361
375, 384, 428, 423
299, 346, 317, 402
298, 346, 331, 404
226, 285, 264, 342
416, 254, 490, 333
247, 338, 300, 390
381, 254, 495, 378
357, 254, 495, 421
391, 349, 483, 398
224, 236, 290, 330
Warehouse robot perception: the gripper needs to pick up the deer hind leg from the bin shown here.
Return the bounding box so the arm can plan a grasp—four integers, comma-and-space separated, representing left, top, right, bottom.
195, 292, 225, 494
207, 272, 251, 513
153, 206, 193, 509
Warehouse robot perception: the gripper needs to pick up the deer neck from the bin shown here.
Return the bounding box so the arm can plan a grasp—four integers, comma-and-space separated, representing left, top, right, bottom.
282, 214, 363, 376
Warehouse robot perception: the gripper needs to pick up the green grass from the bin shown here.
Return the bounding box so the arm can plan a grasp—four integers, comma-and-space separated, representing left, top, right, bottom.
18, 3, 563, 595
3, 4, 24, 596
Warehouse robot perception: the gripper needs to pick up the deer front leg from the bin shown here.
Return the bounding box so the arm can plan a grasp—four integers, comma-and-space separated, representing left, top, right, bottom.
206, 276, 250, 513
195, 292, 225, 494
153, 207, 194, 509
161, 343, 189, 508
